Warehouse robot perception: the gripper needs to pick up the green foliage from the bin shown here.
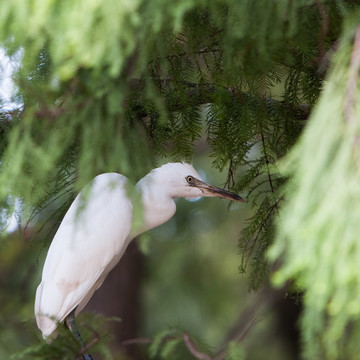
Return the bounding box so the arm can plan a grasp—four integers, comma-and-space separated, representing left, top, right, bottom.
0, 0, 333, 207
148, 327, 214, 360
148, 328, 180, 359
12, 313, 118, 360
269, 10, 360, 359
2, 0, 360, 359
147, 326, 248, 360
225, 341, 245, 360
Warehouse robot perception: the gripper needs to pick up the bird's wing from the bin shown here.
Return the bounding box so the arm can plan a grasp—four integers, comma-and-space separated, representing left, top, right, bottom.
35, 173, 134, 338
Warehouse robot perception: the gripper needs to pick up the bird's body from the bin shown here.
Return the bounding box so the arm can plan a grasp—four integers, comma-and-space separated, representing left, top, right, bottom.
35, 163, 244, 340
35, 173, 133, 337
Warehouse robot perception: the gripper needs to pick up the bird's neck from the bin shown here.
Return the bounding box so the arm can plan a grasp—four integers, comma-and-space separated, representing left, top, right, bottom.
130, 179, 176, 238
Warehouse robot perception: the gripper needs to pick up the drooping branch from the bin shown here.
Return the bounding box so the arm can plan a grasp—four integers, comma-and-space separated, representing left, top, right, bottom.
183, 333, 212, 360
120, 284, 288, 360
2, 77, 311, 127
121, 332, 213, 360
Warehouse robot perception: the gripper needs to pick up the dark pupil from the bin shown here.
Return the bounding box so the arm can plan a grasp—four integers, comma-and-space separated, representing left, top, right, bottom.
188, 176, 192, 182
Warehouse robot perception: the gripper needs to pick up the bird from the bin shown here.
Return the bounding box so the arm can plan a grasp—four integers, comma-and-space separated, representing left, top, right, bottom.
34, 162, 245, 357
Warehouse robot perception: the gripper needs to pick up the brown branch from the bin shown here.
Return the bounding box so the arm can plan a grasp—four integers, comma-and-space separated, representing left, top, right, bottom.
214, 317, 260, 360
343, 26, 360, 173
75, 334, 100, 360
120, 285, 288, 360
315, 0, 329, 60
183, 333, 212, 360
214, 284, 287, 360
121, 334, 213, 359
344, 26, 360, 123
121, 337, 153, 346
8, 77, 310, 125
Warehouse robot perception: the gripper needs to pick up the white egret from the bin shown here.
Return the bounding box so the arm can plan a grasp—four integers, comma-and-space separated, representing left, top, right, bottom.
34, 162, 245, 358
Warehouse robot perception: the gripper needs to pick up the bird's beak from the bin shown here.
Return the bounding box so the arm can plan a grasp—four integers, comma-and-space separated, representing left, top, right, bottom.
194, 179, 246, 202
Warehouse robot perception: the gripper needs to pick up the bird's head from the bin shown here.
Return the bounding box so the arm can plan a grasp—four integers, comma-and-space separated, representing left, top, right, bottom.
144, 162, 246, 202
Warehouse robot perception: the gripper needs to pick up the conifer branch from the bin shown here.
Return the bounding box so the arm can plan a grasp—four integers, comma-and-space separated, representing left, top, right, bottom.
122, 333, 212, 359
128, 79, 311, 119
2, 79, 310, 125
183, 333, 212, 360
166, 47, 222, 61
240, 197, 283, 278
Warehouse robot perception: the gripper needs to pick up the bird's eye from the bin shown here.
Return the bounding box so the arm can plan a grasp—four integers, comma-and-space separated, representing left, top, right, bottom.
186, 176, 194, 184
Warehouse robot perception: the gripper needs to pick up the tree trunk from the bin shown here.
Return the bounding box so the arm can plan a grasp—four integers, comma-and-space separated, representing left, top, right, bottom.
85, 240, 144, 359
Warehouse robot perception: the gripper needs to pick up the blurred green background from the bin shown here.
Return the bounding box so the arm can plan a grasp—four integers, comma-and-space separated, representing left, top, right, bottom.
0, 154, 298, 360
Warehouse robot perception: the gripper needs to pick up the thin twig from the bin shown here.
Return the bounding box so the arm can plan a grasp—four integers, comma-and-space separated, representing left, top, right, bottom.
120, 284, 286, 360
214, 284, 287, 360
225, 158, 235, 188
240, 197, 282, 270
183, 333, 212, 360
260, 131, 275, 196
214, 317, 260, 360
122, 334, 213, 360
121, 337, 153, 346
75, 328, 100, 359
167, 47, 222, 61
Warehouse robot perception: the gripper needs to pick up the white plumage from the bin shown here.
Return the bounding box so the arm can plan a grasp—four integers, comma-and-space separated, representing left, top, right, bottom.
35, 162, 244, 339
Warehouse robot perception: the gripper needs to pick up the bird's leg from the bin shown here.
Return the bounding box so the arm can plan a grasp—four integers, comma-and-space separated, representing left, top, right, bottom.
65, 309, 94, 360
